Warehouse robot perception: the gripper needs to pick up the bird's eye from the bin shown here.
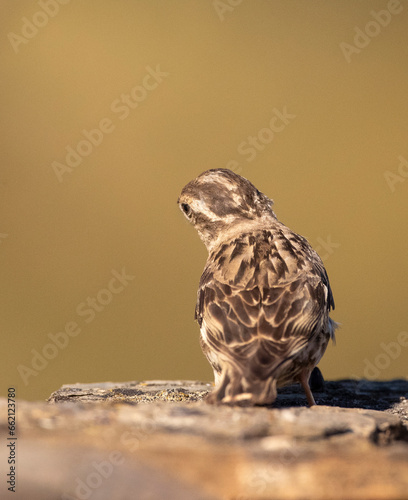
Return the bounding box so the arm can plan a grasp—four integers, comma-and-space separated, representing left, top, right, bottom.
181, 203, 192, 218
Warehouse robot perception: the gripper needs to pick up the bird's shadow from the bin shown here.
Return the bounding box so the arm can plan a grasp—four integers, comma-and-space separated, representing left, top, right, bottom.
271, 378, 408, 412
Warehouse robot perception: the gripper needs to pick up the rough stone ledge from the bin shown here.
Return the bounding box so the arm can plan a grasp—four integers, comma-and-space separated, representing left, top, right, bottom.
47, 378, 408, 414
1, 379, 408, 500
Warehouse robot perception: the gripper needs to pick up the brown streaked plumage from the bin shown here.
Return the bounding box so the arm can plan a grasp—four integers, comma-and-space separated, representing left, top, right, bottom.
178, 169, 337, 406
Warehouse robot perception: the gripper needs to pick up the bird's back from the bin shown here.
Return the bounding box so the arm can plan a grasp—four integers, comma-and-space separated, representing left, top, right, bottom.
196, 222, 335, 405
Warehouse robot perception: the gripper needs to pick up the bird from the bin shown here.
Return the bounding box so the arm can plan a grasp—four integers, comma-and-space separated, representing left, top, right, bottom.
177, 169, 337, 406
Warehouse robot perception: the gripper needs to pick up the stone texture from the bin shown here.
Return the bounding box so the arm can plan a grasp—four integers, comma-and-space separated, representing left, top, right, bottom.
1, 379, 408, 500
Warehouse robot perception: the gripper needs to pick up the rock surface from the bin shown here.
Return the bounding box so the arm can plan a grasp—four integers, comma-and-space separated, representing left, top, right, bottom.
1, 379, 408, 500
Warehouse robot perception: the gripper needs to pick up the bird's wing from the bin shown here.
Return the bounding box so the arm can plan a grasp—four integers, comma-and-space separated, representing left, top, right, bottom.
195, 229, 333, 379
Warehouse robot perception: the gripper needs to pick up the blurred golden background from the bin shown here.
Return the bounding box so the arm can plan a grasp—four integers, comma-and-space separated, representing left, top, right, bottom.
1, 1, 407, 401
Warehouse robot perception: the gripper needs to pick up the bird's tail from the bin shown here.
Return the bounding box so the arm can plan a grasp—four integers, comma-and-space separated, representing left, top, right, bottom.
205, 365, 278, 406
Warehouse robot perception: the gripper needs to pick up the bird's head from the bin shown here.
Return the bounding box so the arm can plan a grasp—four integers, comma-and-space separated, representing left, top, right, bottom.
177, 169, 275, 251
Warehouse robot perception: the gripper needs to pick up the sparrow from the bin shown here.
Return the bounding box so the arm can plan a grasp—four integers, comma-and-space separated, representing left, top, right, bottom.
178, 169, 337, 406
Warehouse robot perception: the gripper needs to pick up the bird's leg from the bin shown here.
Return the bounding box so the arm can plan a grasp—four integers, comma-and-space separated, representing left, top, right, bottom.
299, 370, 316, 407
